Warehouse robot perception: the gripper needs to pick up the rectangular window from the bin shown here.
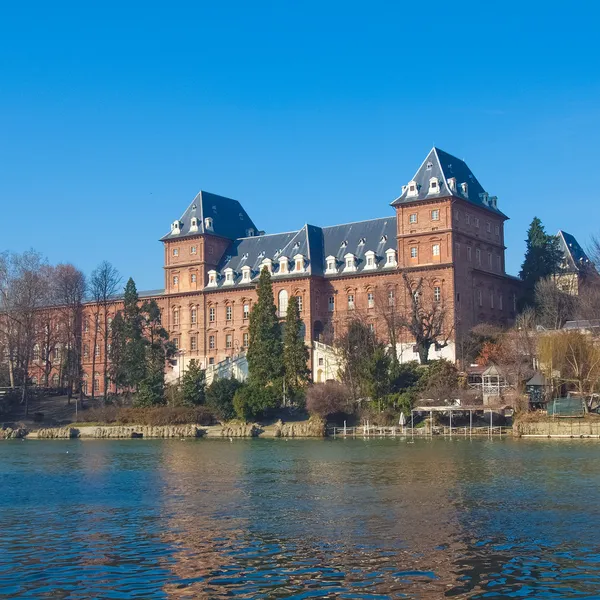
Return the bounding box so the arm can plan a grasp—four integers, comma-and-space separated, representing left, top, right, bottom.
432, 244, 440, 257
226, 334, 232, 349
173, 310, 179, 326
190, 246, 197, 254
243, 304, 250, 319
296, 296, 303, 312
495, 225, 500, 237
191, 308, 197, 324
476, 248, 481, 264
190, 335, 197, 351
173, 337, 179, 350
83, 345, 89, 359
496, 255, 501, 270
490, 293, 495, 309
455, 243, 460, 258
209, 307, 215, 322
466, 214, 471, 225
499, 295, 503, 310
478, 290, 483, 307
410, 247, 418, 258
318, 357, 324, 366
209, 335, 215, 350
173, 248, 179, 256
454, 209, 460, 221
388, 289, 395, 306
488, 252, 492, 267
368, 323, 375, 333
94, 378, 100, 392
486, 222, 491, 233
226, 306, 232, 321
328, 296, 335, 312
173, 276, 179, 286
409, 213, 417, 224
191, 273, 197, 283
431, 209, 440, 221
474, 217, 480, 228
434, 286, 441, 302
348, 294, 355, 310
368, 292, 374, 308
94, 345, 100, 358
467, 246, 472, 261
243, 332, 249, 347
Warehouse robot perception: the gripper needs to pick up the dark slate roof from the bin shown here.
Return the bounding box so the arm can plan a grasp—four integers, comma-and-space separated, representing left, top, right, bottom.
321, 217, 397, 276
391, 147, 506, 217
161, 191, 258, 241
526, 372, 548, 387
557, 230, 592, 273
210, 227, 314, 288
207, 216, 398, 288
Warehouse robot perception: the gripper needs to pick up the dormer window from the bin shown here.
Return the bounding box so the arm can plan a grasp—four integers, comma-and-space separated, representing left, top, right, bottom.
407, 180, 418, 198
278, 256, 289, 275
426, 161, 433, 170
241, 266, 252, 283
207, 270, 217, 287
294, 254, 305, 273
325, 255, 337, 274
190, 217, 198, 232
171, 221, 181, 235
384, 248, 397, 267
490, 196, 498, 209
480, 192, 489, 206
364, 250, 377, 270
428, 177, 440, 195
261, 258, 272, 274
223, 268, 234, 285
204, 217, 214, 231
448, 177, 457, 192
343, 253, 357, 273
246, 228, 255, 237
460, 182, 468, 198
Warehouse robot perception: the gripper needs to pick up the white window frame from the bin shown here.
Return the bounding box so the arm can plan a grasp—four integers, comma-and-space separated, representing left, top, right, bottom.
432, 244, 440, 257
328, 296, 335, 312
434, 286, 441, 303
409, 213, 417, 224
385, 248, 397, 267
431, 209, 440, 221
343, 253, 357, 273
367, 292, 374, 308
325, 256, 337, 274
226, 305, 232, 321
207, 270, 217, 287
364, 250, 376, 270
410, 247, 418, 259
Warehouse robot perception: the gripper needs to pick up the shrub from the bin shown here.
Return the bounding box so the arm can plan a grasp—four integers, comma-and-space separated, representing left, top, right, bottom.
233, 383, 280, 421
83, 405, 216, 426
305, 381, 353, 419
205, 378, 244, 422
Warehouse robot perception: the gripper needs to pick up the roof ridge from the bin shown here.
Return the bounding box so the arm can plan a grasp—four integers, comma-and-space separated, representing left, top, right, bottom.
236, 229, 301, 240
321, 215, 395, 230
432, 147, 452, 194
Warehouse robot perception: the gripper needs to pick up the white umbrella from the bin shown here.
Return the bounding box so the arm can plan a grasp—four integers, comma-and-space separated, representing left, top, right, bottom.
399, 412, 406, 426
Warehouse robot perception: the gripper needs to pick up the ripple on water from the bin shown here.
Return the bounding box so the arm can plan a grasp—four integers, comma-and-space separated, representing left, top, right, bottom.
2, 438, 600, 598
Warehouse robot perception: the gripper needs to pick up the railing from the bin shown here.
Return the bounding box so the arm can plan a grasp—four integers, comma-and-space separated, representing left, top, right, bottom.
327, 425, 511, 437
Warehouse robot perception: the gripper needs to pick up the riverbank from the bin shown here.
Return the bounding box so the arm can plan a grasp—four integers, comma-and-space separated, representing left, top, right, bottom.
0, 417, 327, 440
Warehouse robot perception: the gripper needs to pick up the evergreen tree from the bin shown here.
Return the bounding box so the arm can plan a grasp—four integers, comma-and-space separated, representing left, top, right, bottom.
108, 311, 127, 393
247, 268, 283, 385
121, 278, 146, 389
283, 295, 309, 394
181, 359, 206, 406
519, 217, 563, 306
135, 299, 174, 406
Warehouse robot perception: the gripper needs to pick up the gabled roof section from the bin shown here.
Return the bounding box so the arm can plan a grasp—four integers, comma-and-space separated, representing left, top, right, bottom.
391, 147, 506, 217
557, 230, 592, 273
161, 191, 258, 241
322, 216, 397, 275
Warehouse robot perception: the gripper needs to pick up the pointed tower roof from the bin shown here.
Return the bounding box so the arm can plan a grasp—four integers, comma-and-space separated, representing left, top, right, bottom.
556, 230, 593, 273
161, 191, 258, 241
391, 147, 506, 217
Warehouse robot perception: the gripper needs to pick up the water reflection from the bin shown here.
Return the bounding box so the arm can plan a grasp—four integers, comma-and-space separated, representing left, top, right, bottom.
1, 438, 600, 598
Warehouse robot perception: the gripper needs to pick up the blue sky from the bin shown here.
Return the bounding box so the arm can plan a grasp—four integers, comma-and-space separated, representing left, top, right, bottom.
1, 0, 599, 290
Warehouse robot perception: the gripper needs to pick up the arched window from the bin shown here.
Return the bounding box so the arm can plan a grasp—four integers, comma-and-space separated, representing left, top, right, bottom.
278, 290, 289, 316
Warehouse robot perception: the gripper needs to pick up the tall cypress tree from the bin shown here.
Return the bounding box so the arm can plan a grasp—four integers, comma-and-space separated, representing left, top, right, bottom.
121, 278, 146, 390
247, 268, 283, 385
283, 295, 309, 394
519, 217, 563, 306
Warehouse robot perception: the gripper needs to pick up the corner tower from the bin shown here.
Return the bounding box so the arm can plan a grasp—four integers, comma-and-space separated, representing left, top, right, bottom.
161, 191, 258, 294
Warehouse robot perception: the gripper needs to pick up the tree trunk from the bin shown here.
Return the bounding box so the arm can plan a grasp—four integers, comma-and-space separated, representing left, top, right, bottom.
418, 342, 430, 365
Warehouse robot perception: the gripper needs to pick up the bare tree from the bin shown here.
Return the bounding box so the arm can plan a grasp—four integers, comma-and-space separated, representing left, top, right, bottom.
398, 273, 453, 364
534, 277, 575, 330
36, 265, 61, 387
0, 251, 47, 415
54, 264, 87, 405
373, 285, 401, 366
89, 261, 121, 403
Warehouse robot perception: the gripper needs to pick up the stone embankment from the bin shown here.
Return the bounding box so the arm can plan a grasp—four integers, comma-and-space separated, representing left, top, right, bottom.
2, 417, 327, 440
514, 418, 600, 438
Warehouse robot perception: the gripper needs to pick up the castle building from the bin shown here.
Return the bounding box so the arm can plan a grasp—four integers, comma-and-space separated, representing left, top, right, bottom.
554, 230, 595, 295
30, 148, 522, 393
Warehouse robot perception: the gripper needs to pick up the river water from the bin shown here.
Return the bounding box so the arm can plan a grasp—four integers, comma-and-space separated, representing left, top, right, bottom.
1, 438, 600, 599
